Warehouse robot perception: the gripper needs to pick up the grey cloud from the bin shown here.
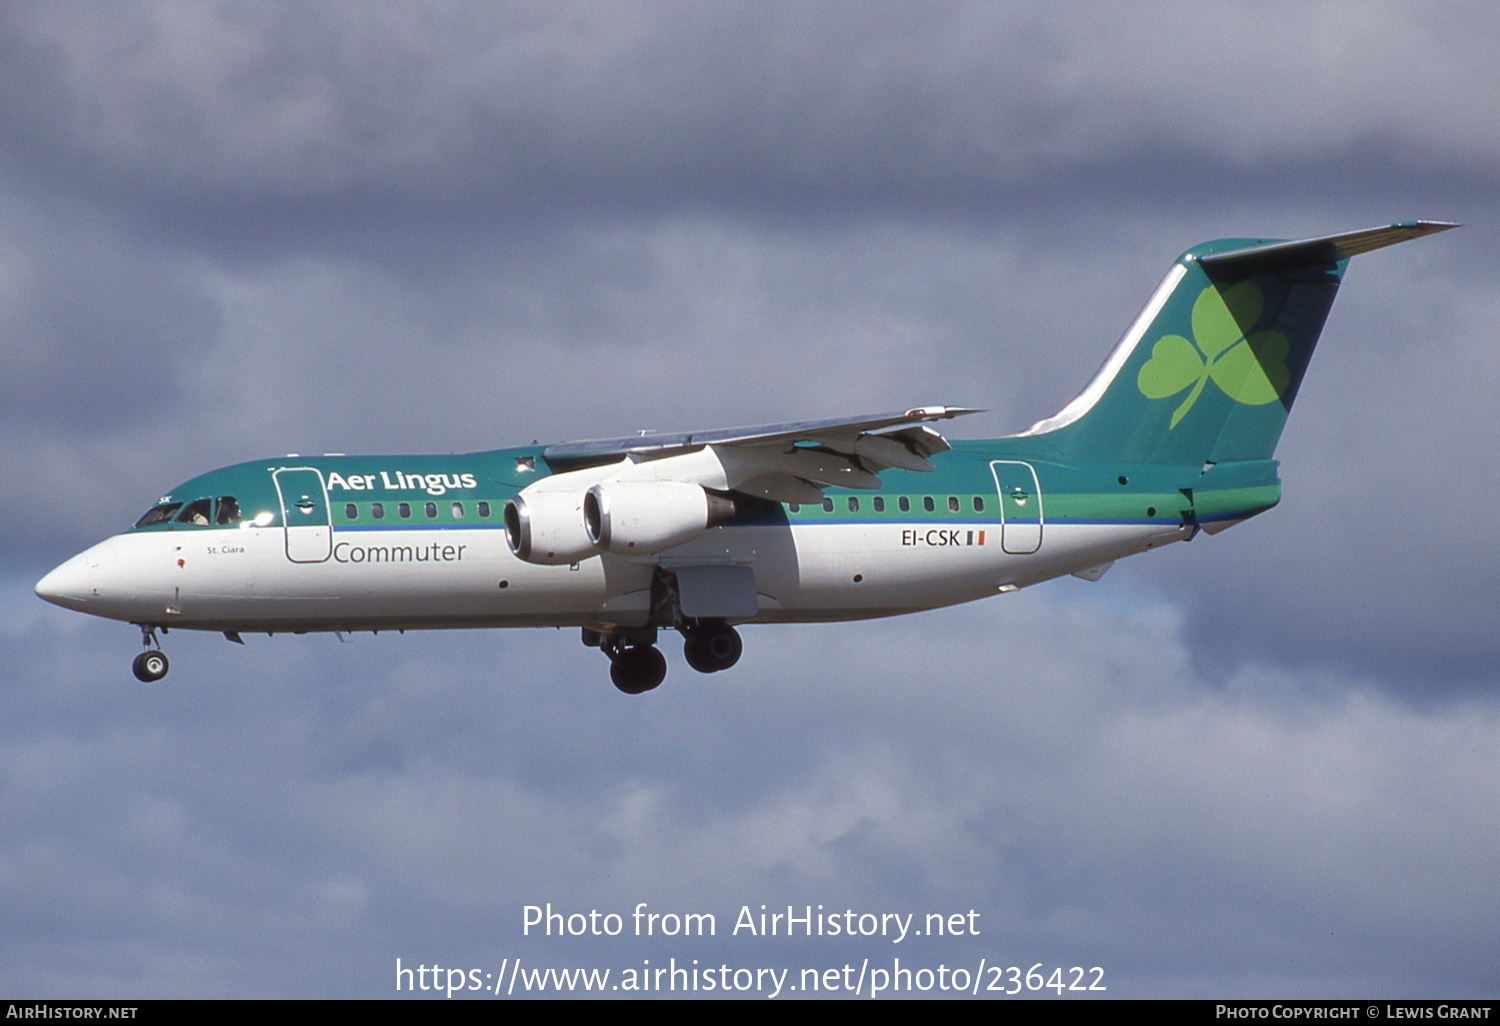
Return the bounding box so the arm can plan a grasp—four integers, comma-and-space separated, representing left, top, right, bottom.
0, 202, 220, 434
5, 590, 1498, 995
4, 2, 1498, 232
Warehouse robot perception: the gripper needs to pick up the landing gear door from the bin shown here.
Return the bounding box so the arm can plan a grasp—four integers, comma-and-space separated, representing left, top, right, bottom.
675, 565, 759, 620
990, 460, 1043, 554
273, 468, 333, 563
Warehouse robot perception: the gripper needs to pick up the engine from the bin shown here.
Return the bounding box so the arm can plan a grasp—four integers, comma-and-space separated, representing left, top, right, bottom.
584, 481, 735, 555
503, 491, 597, 565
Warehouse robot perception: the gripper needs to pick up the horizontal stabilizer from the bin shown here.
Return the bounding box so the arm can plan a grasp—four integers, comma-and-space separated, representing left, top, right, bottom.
1195, 221, 1458, 276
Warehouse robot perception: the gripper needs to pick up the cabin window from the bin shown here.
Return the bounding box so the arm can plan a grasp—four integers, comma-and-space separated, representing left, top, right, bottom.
847, 497, 859, 512
822, 498, 834, 513
873, 496, 885, 512
214, 497, 241, 525
788, 502, 800, 513
948, 496, 960, 513
175, 499, 213, 525
425, 502, 437, 518
478, 501, 491, 518
898, 496, 910, 513
923, 496, 935, 513
344, 503, 357, 520
451, 502, 464, 518
398, 502, 411, 519
134, 503, 182, 528
973, 496, 984, 512
371, 503, 385, 519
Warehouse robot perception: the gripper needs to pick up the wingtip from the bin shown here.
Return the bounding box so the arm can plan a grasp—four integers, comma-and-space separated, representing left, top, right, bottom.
1399, 220, 1461, 233
904, 406, 986, 420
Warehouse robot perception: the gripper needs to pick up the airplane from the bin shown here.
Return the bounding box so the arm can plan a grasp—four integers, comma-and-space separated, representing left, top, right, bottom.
36, 221, 1455, 694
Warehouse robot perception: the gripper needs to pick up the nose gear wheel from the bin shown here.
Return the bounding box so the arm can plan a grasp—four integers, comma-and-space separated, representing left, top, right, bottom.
132, 650, 169, 683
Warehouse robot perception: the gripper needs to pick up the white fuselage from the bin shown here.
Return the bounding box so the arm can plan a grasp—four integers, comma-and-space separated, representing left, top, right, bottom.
36, 515, 1191, 634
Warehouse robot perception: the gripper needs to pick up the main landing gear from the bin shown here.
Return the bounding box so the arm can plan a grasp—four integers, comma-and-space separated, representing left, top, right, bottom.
583, 619, 744, 695
681, 620, 743, 674
131, 624, 170, 682
610, 643, 668, 695
584, 628, 669, 695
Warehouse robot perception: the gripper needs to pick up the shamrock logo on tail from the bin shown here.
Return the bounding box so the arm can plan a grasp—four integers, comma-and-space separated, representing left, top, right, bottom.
1137, 282, 1290, 427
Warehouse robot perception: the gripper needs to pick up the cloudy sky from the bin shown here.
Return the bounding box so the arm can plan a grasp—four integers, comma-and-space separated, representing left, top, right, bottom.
4, 1, 1498, 999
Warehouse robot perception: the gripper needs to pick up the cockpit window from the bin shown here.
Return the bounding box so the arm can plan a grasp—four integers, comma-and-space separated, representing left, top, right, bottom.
139, 496, 243, 528
134, 502, 182, 528
174, 499, 213, 525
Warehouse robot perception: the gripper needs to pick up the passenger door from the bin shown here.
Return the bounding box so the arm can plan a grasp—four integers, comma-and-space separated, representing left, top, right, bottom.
989, 460, 1043, 554
272, 468, 333, 563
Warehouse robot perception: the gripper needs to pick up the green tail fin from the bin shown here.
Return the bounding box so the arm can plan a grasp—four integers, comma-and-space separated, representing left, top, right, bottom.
1025, 221, 1456, 465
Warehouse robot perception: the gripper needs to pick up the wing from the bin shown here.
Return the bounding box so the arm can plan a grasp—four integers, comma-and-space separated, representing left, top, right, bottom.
544, 406, 982, 502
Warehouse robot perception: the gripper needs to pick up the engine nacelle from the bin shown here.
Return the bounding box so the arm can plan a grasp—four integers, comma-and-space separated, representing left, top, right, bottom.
584, 481, 735, 556
504, 491, 596, 565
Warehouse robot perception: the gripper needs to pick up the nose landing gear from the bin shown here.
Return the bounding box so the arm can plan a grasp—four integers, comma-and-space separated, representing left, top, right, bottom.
131, 649, 169, 683
131, 624, 169, 682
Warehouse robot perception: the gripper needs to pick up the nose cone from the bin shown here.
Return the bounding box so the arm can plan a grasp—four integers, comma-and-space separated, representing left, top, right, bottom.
37, 533, 176, 624
35, 552, 96, 613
